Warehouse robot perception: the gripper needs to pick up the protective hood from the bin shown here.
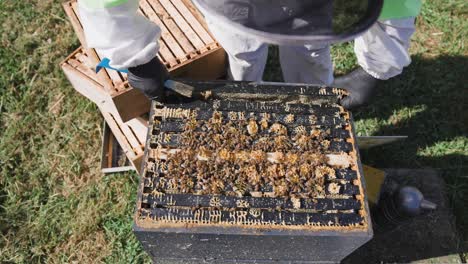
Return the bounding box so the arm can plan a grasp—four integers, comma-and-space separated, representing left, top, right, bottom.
193, 0, 384, 46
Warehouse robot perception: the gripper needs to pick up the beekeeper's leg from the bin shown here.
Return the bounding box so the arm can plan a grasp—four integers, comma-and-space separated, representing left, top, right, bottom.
354, 18, 416, 80
279, 45, 333, 86
205, 21, 268, 82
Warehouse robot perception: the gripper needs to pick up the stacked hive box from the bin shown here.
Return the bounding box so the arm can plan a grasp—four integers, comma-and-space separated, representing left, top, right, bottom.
61, 0, 227, 172
135, 81, 373, 263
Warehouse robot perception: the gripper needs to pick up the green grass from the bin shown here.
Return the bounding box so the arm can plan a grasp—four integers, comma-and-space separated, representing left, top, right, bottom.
1, 0, 467, 263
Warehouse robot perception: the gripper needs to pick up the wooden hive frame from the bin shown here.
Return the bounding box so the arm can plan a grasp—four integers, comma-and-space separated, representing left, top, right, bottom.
100, 109, 147, 173
62, 0, 227, 121
61, 48, 151, 122
61, 48, 149, 172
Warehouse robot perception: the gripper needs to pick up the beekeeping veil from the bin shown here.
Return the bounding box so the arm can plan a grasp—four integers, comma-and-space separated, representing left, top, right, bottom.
193, 0, 383, 46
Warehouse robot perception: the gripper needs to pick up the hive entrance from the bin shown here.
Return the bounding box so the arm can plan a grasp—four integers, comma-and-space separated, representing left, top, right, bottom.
138, 81, 367, 229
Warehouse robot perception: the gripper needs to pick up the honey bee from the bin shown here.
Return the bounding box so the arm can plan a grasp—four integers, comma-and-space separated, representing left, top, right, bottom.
235, 151, 250, 163
211, 179, 226, 194
274, 136, 292, 150
198, 147, 212, 161
285, 153, 299, 164
250, 150, 266, 163
315, 165, 335, 178
321, 140, 330, 149
295, 135, 310, 149
247, 120, 259, 136
269, 152, 284, 164
284, 114, 295, 124
270, 123, 288, 135
211, 111, 223, 123
245, 165, 261, 185
309, 115, 317, 125
273, 179, 289, 197
228, 111, 237, 120
217, 148, 232, 162
327, 183, 341, 195
299, 163, 312, 177
294, 126, 307, 135
310, 128, 321, 138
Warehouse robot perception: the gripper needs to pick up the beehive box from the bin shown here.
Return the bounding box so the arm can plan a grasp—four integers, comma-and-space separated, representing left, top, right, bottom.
134, 81, 373, 263
61, 48, 148, 172
61, 48, 152, 123
100, 109, 147, 174
62, 0, 227, 122
101, 122, 136, 174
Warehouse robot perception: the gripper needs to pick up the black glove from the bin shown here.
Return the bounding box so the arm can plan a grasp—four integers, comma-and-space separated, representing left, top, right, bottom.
128, 57, 169, 101
333, 68, 380, 110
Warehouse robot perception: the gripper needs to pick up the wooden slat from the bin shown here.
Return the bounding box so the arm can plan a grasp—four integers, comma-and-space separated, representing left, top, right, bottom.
173, 0, 216, 47
149, 0, 199, 56
112, 87, 151, 123
126, 117, 149, 144
101, 111, 140, 159
137, 7, 178, 67
110, 112, 144, 156
158, 0, 206, 53
84, 48, 117, 93
73, 49, 117, 93
112, 115, 144, 154
61, 63, 109, 106
63, 2, 87, 46
141, 0, 187, 62
67, 58, 102, 85
169, 47, 226, 79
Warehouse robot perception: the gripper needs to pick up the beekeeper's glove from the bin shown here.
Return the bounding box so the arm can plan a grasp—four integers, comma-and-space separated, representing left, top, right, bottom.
128, 57, 169, 102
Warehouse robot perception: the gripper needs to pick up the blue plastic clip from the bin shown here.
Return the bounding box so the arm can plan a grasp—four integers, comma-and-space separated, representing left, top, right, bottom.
95, 58, 129, 74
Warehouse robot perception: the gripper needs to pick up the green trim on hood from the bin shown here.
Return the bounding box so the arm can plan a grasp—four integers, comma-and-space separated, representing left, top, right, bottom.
380, 0, 422, 20
81, 0, 129, 9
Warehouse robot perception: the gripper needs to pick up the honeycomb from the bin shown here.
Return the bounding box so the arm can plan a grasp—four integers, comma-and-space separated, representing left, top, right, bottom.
137, 82, 368, 229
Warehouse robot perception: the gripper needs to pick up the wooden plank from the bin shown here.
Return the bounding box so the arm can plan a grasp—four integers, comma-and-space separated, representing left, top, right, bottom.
158, 0, 206, 53
62, 1, 87, 46
141, 0, 187, 62
101, 111, 140, 159
132, 153, 145, 174
73, 49, 118, 93
112, 87, 151, 122
170, 47, 226, 79
149, 0, 199, 56
67, 58, 102, 84
84, 48, 117, 93
61, 63, 110, 105
174, 0, 216, 47
126, 116, 149, 144
104, 111, 145, 173
110, 113, 143, 154
137, 7, 178, 67
157, 42, 178, 67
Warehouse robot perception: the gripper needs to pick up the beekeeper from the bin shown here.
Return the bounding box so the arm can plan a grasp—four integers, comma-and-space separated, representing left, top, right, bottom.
78, 0, 422, 109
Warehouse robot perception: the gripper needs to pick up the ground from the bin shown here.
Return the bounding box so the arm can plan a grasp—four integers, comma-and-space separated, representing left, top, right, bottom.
0, 0, 467, 263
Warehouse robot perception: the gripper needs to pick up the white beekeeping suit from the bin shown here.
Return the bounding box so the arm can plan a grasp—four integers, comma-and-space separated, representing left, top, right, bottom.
78, 0, 421, 84
78, 0, 161, 69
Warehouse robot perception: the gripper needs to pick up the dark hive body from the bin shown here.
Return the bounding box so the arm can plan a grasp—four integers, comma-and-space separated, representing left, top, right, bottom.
134, 81, 372, 263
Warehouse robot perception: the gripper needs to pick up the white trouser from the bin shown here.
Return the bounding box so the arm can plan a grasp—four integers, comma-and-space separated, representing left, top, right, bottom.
355, 18, 416, 80
206, 18, 416, 83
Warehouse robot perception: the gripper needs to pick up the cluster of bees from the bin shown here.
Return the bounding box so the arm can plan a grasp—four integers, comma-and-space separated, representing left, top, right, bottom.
179, 111, 332, 153
151, 110, 344, 199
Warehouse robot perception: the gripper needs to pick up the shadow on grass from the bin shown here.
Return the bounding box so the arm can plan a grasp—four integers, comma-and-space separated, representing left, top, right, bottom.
350, 55, 467, 262
265, 51, 467, 262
